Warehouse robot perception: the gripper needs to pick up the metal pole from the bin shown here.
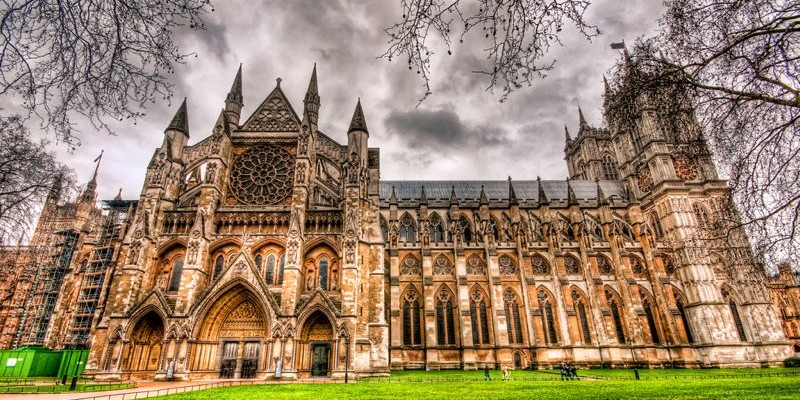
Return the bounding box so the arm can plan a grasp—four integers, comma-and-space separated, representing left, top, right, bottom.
628, 340, 639, 380
344, 339, 350, 383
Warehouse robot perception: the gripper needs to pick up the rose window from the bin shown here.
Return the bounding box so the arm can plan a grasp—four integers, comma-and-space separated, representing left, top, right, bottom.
229, 145, 294, 205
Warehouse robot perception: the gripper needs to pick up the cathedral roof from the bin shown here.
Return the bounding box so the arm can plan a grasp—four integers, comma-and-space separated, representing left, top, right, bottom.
379, 180, 627, 208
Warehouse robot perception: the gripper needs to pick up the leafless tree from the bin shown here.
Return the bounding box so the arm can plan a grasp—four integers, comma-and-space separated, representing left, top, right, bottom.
0, 0, 213, 146
609, 0, 800, 268
0, 115, 73, 245
382, 0, 599, 103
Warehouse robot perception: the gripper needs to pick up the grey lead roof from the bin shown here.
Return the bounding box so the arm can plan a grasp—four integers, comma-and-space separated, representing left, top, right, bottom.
379, 180, 627, 208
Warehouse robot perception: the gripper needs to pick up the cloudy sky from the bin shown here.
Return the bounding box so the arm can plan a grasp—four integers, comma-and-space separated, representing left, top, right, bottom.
48, 0, 664, 201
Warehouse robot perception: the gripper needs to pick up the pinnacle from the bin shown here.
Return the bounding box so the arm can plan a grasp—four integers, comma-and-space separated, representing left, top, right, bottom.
565, 125, 572, 142
166, 98, 189, 136
578, 106, 589, 129
348, 98, 368, 133
227, 64, 243, 103
304, 63, 319, 103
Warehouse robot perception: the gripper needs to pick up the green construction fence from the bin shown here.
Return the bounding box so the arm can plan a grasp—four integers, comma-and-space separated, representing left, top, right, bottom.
0, 348, 88, 378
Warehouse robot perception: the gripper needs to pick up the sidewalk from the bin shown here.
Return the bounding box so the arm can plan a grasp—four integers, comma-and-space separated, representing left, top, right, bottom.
0, 378, 348, 400
0, 380, 218, 400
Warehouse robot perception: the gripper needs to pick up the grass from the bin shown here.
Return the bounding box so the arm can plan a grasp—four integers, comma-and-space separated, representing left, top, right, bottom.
154, 368, 800, 400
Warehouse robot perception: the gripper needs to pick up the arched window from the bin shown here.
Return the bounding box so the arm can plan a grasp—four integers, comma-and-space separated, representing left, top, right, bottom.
380, 216, 389, 243
602, 154, 619, 180
318, 256, 329, 290
168, 258, 184, 292
607, 290, 626, 344
538, 289, 558, 345
649, 212, 664, 239
597, 256, 613, 275
572, 289, 592, 344
429, 214, 444, 243
674, 292, 694, 344
564, 255, 581, 275
504, 289, 524, 344
80, 259, 88, 272
402, 290, 422, 346
729, 300, 747, 341
278, 254, 285, 284
531, 255, 551, 275
499, 255, 517, 275
578, 162, 587, 180
459, 216, 473, 243
213, 255, 224, 279
399, 213, 416, 243
470, 288, 491, 345
721, 287, 747, 341
433, 255, 453, 275
641, 294, 660, 343
255, 254, 263, 271
265, 254, 276, 284
436, 290, 457, 345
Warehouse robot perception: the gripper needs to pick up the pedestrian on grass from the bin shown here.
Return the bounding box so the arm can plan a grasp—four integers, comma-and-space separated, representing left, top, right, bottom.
570, 364, 578, 380
502, 365, 509, 381
484, 364, 492, 381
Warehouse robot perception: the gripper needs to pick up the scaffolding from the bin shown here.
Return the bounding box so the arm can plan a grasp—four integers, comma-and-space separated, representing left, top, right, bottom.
67, 199, 135, 347
17, 229, 79, 347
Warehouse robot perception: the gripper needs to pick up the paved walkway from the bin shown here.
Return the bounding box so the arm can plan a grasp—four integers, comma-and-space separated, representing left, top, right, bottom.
0, 378, 347, 400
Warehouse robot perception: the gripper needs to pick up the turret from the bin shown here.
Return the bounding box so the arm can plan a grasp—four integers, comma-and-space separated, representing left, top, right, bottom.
225, 64, 243, 126
164, 98, 189, 160
347, 98, 369, 169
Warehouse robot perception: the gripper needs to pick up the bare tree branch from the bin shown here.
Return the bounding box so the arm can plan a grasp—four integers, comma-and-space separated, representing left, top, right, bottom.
381, 0, 599, 104
0, 0, 214, 145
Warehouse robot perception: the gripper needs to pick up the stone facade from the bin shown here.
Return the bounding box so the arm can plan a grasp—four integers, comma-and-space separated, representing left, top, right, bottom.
0, 60, 794, 380
768, 264, 800, 354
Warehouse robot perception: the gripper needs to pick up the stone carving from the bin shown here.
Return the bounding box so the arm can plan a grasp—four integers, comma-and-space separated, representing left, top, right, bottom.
229, 145, 294, 205
243, 97, 299, 131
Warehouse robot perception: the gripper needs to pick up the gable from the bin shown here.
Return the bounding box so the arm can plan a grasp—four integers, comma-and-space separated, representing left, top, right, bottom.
241, 86, 300, 132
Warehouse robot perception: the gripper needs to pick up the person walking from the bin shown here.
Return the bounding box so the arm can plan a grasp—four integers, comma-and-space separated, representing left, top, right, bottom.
502, 365, 509, 381
484, 364, 492, 381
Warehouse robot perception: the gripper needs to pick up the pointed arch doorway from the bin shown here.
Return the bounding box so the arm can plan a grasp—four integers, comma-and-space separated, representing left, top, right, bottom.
301, 311, 334, 377
195, 284, 269, 379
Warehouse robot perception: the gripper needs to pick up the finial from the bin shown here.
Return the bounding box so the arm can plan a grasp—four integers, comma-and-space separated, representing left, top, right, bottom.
276, 77, 282, 86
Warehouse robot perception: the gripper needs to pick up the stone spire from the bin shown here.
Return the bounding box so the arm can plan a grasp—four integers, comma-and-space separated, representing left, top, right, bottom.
166, 98, 189, 136
603, 75, 611, 94
114, 188, 123, 201
348, 98, 368, 134
578, 107, 589, 131
596, 179, 609, 206
303, 64, 320, 126
567, 178, 579, 206
537, 176, 549, 205
565, 125, 572, 143
225, 64, 243, 124
389, 185, 398, 206
45, 172, 64, 204
508, 177, 519, 206
81, 151, 102, 203
418, 186, 428, 205
479, 185, 489, 206
449, 185, 459, 206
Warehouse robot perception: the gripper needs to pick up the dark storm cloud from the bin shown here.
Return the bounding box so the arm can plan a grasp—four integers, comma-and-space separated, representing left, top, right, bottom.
385, 108, 510, 151
35, 0, 666, 198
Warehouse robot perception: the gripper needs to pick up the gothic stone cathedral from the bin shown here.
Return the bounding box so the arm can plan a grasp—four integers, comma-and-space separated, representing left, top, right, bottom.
1, 62, 794, 381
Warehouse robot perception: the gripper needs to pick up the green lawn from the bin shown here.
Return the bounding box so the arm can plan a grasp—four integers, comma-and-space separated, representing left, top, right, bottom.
156, 369, 800, 400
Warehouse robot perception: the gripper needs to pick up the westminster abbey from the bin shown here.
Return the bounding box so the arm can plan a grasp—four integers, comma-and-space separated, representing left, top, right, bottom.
0, 59, 794, 381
